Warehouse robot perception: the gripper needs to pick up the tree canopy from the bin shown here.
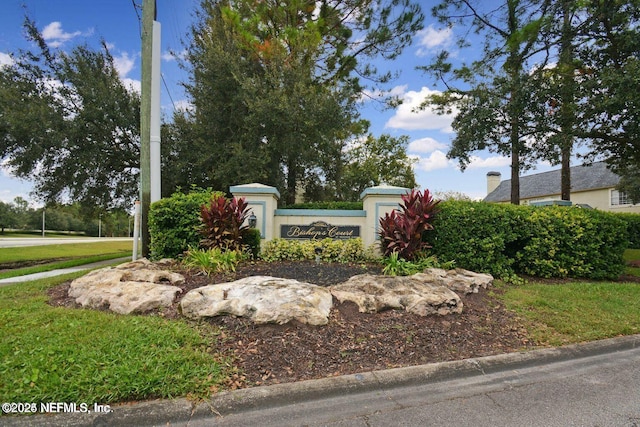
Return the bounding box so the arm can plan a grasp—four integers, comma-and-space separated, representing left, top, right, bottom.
337, 134, 417, 201
421, 0, 553, 204
421, 0, 640, 204
575, 0, 640, 202
167, 0, 422, 204
0, 18, 140, 213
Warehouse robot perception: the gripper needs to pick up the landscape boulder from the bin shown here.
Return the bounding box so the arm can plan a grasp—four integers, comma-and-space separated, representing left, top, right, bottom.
180, 276, 333, 325
68, 259, 183, 315
66, 260, 493, 323
330, 274, 463, 316
415, 268, 493, 295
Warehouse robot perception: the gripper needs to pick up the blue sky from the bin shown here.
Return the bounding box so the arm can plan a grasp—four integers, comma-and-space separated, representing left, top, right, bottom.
0, 0, 559, 207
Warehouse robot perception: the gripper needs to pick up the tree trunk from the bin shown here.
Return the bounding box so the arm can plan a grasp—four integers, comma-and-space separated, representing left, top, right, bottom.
559, 0, 575, 201
507, 1, 522, 205
285, 160, 297, 206
561, 144, 571, 200
510, 128, 521, 205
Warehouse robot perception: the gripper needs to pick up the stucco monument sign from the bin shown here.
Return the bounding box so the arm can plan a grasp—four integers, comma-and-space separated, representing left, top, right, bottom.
229, 182, 410, 248
281, 221, 360, 240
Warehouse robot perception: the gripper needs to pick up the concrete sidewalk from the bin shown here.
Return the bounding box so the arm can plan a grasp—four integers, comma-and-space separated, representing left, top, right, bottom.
0, 257, 132, 286
3, 333, 639, 426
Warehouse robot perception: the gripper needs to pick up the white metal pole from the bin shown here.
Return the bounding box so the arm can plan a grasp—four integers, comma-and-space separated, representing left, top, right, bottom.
132, 201, 141, 261
150, 20, 162, 203
42, 209, 45, 237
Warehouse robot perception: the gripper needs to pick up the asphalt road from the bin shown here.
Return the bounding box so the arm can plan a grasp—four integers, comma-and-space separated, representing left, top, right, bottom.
0, 237, 132, 248
197, 344, 640, 427
5, 335, 639, 427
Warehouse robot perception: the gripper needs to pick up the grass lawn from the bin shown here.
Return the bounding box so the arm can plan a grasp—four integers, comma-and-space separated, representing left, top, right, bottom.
0, 254, 132, 280
0, 241, 133, 264
501, 281, 640, 346
0, 274, 235, 405
500, 248, 640, 346
623, 248, 640, 277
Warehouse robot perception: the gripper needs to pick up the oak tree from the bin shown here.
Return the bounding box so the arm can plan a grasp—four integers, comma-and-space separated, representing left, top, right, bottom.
0, 18, 140, 212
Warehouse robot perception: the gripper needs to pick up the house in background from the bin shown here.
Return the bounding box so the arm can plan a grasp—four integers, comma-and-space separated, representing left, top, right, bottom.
484, 161, 640, 213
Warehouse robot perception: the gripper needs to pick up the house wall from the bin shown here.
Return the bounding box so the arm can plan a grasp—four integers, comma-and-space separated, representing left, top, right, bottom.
520, 187, 640, 213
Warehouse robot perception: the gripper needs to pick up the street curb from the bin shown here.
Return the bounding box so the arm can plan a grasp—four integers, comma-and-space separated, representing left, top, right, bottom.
6, 333, 639, 426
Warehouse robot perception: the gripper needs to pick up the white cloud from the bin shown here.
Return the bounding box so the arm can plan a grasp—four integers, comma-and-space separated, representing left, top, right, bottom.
415, 25, 454, 57
360, 84, 408, 103
113, 52, 135, 78
408, 137, 447, 154
0, 162, 34, 204
412, 150, 452, 172
122, 78, 141, 94
174, 99, 194, 113
465, 155, 511, 170
0, 52, 13, 67
162, 49, 187, 62
385, 87, 456, 132
42, 22, 81, 48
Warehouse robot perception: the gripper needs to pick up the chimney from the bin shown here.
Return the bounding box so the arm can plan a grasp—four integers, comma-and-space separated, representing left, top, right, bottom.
487, 171, 501, 195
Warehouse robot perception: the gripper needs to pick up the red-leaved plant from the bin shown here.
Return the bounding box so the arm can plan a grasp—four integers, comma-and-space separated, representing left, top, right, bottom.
199, 196, 252, 252
378, 189, 440, 260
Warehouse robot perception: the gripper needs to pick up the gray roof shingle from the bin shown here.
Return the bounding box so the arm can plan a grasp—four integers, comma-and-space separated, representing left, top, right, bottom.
483, 161, 620, 202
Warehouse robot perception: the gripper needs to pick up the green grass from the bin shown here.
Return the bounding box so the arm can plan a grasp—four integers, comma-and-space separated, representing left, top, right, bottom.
0, 253, 131, 280
0, 231, 86, 238
0, 241, 132, 264
623, 248, 640, 277
623, 248, 640, 262
0, 274, 234, 405
502, 281, 640, 346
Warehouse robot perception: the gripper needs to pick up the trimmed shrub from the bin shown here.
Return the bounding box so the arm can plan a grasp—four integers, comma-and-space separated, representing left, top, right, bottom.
430, 201, 628, 280
378, 189, 440, 260
616, 213, 640, 249
429, 201, 527, 280
261, 238, 374, 263
515, 206, 628, 279
244, 228, 262, 259
148, 189, 224, 260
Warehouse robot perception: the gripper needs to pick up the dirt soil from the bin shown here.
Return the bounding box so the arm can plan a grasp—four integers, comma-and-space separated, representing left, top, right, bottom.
48, 261, 538, 389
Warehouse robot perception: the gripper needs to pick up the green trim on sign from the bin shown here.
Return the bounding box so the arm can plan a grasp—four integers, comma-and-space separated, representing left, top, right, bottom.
275, 209, 366, 217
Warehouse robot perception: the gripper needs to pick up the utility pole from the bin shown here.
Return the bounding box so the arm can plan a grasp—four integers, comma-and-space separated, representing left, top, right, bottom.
140, 0, 155, 257
150, 19, 162, 203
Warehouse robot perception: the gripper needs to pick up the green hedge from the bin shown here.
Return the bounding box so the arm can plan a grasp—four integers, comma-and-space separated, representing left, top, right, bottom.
429, 201, 526, 280
148, 189, 224, 260
285, 201, 363, 210
615, 213, 640, 249
430, 201, 628, 280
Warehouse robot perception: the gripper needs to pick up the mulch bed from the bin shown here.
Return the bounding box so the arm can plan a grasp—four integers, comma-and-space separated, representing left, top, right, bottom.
47, 260, 538, 389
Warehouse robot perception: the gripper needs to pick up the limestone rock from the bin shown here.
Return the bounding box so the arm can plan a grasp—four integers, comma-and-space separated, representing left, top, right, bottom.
68, 259, 183, 315
180, 276, 333, 325
415, 268, 493, 294
112, 258, 185, 285
330, 274, 462, 316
